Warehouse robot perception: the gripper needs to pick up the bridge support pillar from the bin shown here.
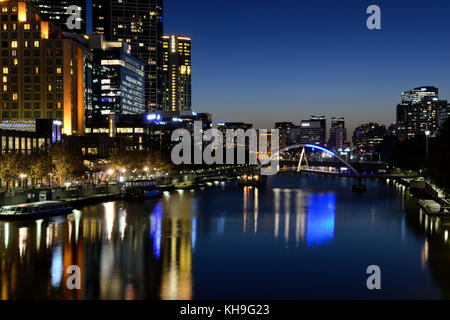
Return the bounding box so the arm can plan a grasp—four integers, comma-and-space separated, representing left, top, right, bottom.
352, 176, 367, 193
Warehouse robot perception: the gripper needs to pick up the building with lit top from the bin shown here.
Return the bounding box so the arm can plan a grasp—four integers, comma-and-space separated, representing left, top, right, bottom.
29, 0, 87, 34
0, 118, 62, 154
88, 34, 145, 122
162, 35, 191, 113
290, 120, 323, 145
0, 0, 87, 136
396, 86, 448, 138
92, 0, 164, 112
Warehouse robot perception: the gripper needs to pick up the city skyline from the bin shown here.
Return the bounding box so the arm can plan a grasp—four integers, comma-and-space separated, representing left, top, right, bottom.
164, 0, 450, 134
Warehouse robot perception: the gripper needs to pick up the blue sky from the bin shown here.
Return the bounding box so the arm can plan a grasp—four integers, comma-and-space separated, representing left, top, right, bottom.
165, 0, 450, 133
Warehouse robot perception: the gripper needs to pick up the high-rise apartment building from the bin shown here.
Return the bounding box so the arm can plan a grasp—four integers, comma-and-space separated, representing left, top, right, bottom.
397, 86, 448, 138
0, 0, 87, 135
92, 0, 164, 112
162, 35, 191, 113
352, 123, 386, 153
88, 35, 145, 122
29, 0, 88, 34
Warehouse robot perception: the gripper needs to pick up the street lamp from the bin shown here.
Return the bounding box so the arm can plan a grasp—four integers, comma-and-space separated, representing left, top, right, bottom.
425, 130, 431, 161
19, 174, 27, 189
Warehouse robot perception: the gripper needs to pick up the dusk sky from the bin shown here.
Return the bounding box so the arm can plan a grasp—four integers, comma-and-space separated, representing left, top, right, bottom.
164, 0, 450, 134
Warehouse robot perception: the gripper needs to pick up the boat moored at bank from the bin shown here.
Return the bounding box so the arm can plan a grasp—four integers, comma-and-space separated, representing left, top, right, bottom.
0, 201, 73, 220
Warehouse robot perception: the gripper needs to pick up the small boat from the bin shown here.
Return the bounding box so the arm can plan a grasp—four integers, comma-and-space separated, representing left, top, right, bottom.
122, 180, 162, 199
175, 181, 194, 190
0, 201, 73, 221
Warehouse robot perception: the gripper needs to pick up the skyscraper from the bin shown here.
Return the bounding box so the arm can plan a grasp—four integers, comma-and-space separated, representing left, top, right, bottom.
162, 35, 191, 113
0, 0, 87, 135
88, 35, 145, 121
310, 115, 326, 145
29, 0, 88, 34
396, 86, 448, 138
92, 0, 164, 112
328, 118, 347, 150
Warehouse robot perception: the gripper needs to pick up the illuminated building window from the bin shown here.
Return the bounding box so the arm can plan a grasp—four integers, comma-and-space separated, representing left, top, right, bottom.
24, 24, 30, 30
2, 67, 8, 74
56, 67, 62, 74
12, 93, 18, 100
2, 85, 7, 92
34, 41, 40, 48
11, 41, 18, 48
1, 6, 7, 13
2, 76, 6, 83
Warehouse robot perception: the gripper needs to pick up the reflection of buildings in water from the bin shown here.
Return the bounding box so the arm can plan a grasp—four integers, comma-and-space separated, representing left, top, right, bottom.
274, 189, 280, 238
158, 193, 194, 300
295, 191, 306, 247
284, 190, 290, 244
0, 216, 84, 299
243, 187, 249, 233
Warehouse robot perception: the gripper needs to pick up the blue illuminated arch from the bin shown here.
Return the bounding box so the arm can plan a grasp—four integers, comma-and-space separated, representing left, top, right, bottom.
259, 144, 360, 175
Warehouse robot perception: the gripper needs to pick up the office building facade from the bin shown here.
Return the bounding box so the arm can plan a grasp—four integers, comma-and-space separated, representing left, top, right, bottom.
29, 0, 87, 34
328, 118, 347, 150
88, 35, 145, 122
0, 0, 87, 135
290, 120, 323, 145
92, 0, 164, 112
162, 35, 191, 113
310, 115, 326, 145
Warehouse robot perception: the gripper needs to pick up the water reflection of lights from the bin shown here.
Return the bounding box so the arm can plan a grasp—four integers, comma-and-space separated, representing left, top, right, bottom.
305, 193, 336, 246
51, 243, 63, 288
150, 203, 163, 260
36, 219, 43, 251
254, 188, 259, 234
192, 217, 197, 251
295, 190, 306, 246
73, 209, 81, 244
445, 230, 448, 242
284, 190, 291, 244
421, 239, 429, 270
104, 202, 116, 241
119, 210, 127, 241
273, 188, 280, 238
46, 224, 53, 248
18, 227, 28, 258
243, 187, 249, 233
3, 222, 9, 249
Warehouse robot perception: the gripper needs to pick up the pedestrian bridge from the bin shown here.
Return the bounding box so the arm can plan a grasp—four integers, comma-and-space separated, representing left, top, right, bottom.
259, 144, 360, 175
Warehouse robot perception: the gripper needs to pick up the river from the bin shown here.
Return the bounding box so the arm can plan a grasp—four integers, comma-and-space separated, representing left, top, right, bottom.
0, 174, 449, 300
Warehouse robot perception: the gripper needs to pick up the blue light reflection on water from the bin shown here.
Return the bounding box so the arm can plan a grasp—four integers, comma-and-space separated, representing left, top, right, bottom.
305, 193, 336, 246
150, 203, 163, 260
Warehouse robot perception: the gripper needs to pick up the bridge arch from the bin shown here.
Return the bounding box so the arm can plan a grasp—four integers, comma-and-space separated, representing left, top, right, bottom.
259, 144, 360, 175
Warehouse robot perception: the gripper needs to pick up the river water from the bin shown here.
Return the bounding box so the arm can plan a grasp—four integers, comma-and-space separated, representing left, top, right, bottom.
0, 174, 449, 300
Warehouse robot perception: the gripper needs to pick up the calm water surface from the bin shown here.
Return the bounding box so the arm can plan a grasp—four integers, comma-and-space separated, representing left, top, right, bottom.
1, 175, 449, 300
